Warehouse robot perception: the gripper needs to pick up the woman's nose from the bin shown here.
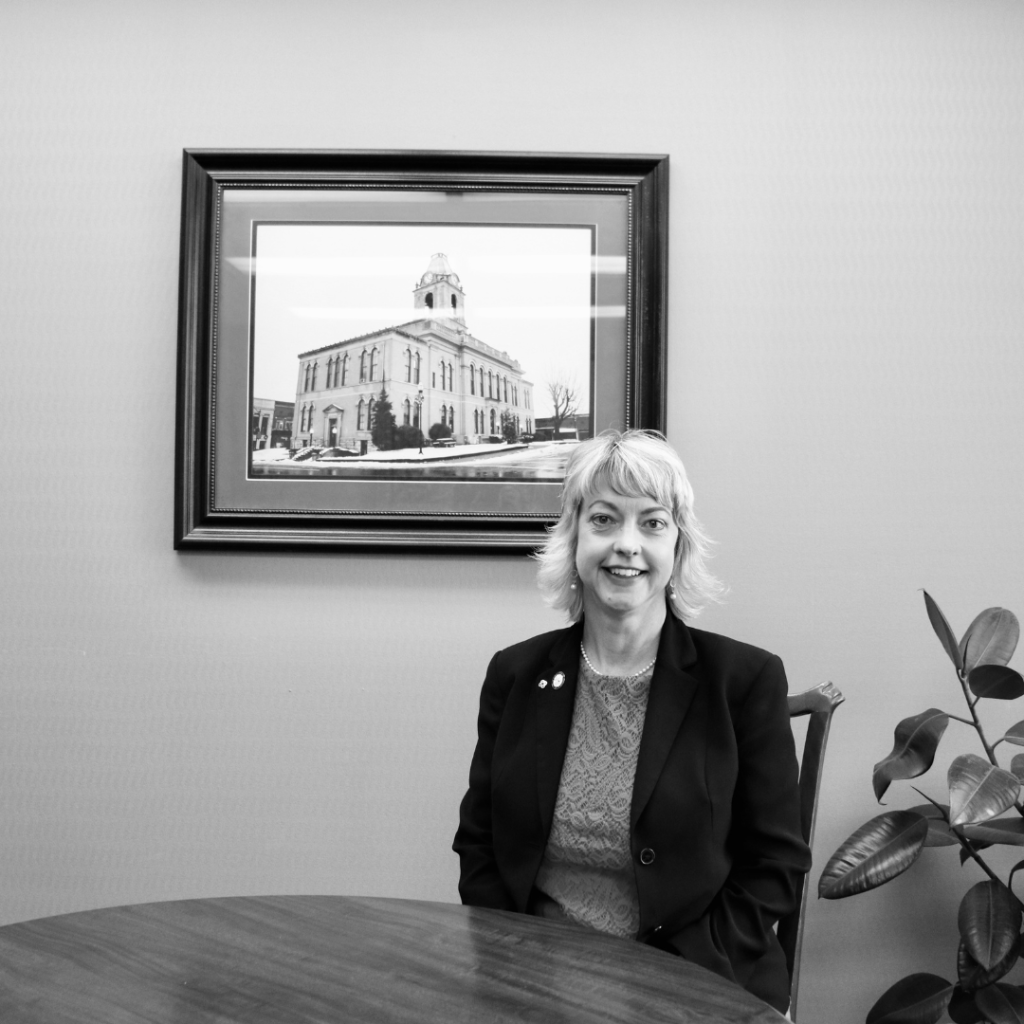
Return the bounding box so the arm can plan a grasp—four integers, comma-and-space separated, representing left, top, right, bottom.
614, 521, 641, 555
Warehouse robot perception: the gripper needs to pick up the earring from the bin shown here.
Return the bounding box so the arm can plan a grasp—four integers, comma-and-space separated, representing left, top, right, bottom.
569, 570, 578, 591
667, 580, 677, 598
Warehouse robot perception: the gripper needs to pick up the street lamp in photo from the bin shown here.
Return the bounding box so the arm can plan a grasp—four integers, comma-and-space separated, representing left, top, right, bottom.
415, 389, 424, 454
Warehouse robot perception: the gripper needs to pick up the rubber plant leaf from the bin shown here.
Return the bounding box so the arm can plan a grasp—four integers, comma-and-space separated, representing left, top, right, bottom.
924, 590, 964, 672
873, 710, 950, 802
1011, 754, 1024, 783
959, 608, 1021, 674
865, 973, 954, 1024
906, 802, 958, 847
974, 983, 1024, 1024
957, 880, 1022, 969
962, 818, 1024, 847
947, 985, 984, 1024
968, 665, 1024, 701
948, 754, 1020, 827
958, 933, 1021, 992
818, 811, 928, 899
1009, 858, 1024, 890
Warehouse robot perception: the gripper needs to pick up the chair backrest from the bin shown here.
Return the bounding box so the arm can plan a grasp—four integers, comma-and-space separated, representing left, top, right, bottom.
777, 680, 844, 1022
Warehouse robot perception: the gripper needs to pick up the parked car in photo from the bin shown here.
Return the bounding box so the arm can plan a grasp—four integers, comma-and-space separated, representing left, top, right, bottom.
317, 446, 360, 459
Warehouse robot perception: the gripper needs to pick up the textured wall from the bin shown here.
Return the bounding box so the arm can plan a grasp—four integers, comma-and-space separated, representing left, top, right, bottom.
2, 3, 1024, 1022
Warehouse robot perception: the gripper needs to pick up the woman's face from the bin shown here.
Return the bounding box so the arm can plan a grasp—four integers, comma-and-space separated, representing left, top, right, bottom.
575, 482, 679, 621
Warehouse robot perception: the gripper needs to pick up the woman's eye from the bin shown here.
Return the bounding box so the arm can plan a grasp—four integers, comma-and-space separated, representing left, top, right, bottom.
591, 514, 611, 526
646, 518, 666, 531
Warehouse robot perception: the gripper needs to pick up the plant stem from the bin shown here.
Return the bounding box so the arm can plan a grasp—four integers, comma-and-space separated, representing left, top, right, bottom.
957, 669, 1000, 765
952, 830, 1003, 885
953, 668, 1024, 816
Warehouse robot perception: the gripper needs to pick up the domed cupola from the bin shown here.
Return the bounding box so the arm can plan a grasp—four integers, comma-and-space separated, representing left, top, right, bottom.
413, 252, 466, 324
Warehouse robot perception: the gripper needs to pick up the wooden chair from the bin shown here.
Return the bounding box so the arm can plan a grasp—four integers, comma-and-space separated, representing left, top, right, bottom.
777, 681, 845, 1022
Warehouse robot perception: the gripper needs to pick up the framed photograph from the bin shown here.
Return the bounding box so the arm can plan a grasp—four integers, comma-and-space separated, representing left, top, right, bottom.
175, 150, 668, 552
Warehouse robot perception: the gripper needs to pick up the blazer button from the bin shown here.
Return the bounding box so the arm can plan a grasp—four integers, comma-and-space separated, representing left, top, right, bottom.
640, 847, 655, 866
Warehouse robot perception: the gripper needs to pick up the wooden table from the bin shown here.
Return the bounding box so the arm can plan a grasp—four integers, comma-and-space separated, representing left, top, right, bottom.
0, 896, 787, 1023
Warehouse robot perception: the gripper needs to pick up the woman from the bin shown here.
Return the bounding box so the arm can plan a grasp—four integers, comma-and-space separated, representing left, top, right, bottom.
452, 430, 810, 1014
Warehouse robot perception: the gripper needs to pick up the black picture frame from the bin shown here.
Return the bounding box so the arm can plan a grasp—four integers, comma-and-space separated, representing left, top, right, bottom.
175, 149, 668, 552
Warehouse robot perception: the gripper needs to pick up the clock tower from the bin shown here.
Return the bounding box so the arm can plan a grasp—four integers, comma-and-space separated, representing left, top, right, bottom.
413, 253, 466, 325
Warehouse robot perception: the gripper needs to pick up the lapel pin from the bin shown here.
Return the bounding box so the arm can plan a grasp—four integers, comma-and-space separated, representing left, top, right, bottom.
552, 672, 565, 689
538, 679, 548, 689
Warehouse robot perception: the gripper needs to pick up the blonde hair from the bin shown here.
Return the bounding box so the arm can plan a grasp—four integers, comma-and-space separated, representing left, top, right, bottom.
534, 430, 723, 621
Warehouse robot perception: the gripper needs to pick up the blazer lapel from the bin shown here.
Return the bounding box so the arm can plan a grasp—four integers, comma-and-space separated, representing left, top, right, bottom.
631, 613, 701, 827
535, 620, 585, 832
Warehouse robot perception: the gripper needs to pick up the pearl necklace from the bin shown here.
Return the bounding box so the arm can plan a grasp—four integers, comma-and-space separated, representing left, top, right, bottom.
580, 641, 657, 681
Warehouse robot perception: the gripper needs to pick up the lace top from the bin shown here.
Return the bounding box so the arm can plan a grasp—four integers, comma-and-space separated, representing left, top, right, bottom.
534, 654, 654, 938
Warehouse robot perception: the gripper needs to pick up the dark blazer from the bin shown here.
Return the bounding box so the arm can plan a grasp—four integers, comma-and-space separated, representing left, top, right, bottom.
453, 612, 811, 1013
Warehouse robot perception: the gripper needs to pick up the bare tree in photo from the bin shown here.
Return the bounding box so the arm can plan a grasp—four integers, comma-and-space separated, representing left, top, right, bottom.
547, 374, 579, 439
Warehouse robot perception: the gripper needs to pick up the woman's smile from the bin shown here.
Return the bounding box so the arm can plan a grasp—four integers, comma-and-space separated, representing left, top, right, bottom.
603, 566, 646, 581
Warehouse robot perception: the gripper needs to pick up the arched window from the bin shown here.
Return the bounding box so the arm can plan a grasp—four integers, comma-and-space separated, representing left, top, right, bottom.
440, 404, 447, 426
451, 295, 457, 311
405, 348, 412, 382
368, 397, 376, 428
325, 357, 333, 387
359, 349, 367, 383
479, 367, 484, 395
341, 354, 348, 386
448, 406, 455, 428
357, 399, 365, 431
414, 352, 421, 385
487, 371, 493, 398
469, 363, 475, 395
425, 293, 434, 309
370, 348, 379, 381
403, 399, 411, 425
490, 408, 496, 434
303, 364, 310, 392
307, 403, 315, 431
503, 377, 508, 403
311, 362, 318, 390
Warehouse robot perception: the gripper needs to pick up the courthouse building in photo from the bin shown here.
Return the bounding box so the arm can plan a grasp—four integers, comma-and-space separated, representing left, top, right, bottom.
291, 254, 534, 451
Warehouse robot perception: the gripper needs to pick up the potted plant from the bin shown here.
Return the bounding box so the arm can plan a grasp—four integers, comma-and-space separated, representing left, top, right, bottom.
821, 593, 1024, 1024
